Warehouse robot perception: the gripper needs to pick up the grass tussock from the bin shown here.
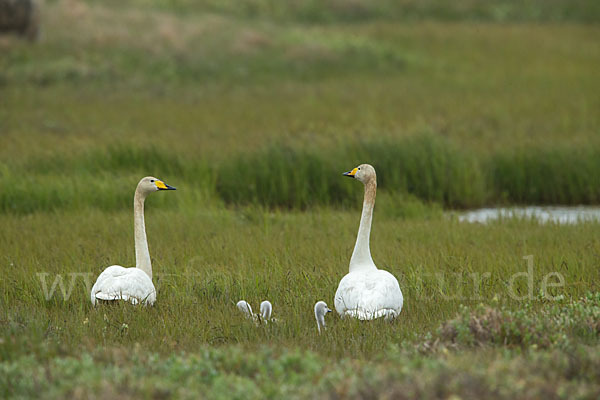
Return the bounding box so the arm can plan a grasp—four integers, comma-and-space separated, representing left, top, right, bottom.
2, 295, 600, 398
215, 137, 600, 210
2, 135, 599, 214
216, 146, 353, 209
216, 134, 486, 209
426, 293, 600, 350
2, 345, 600, 399
490, 146, 600, 205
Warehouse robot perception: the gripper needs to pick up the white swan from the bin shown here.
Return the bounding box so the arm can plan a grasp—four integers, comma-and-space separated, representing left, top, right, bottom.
237, 300, 274, 324
314, 301, 332, 334
90, 176, 176, 306
236, 300, 255, 319
334, 164, 403, 320
260, 300, 273, 321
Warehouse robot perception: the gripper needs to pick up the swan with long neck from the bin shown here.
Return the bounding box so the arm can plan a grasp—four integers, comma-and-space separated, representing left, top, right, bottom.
90, 176, 175, 305
314, 301, 332, 334
334, 164, 403, 320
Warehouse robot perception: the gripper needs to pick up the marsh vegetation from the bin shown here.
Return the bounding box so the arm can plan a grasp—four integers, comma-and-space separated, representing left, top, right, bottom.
1, 0, 599, 398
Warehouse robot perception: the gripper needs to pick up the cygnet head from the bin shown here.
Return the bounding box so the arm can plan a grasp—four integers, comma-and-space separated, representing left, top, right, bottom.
260, 300, 272, 320
314, 301, 332, 334
343, 164, 376, 184
137, 176, 176, 196
236, 300, 253, 317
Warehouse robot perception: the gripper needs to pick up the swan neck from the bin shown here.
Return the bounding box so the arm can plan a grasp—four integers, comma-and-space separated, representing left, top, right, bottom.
134, 188, 152, 279
261, 304, 272, 320
349, 179, 377, 272
316, 312, 325, 333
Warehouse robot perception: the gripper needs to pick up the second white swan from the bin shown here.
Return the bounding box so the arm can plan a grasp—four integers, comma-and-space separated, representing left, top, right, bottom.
260, 300, 273, 321
334, 164, 403, 320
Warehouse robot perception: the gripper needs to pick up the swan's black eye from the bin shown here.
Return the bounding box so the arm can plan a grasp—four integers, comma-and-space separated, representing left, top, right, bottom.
150, 180, 155, 183
358, 167, 361, 170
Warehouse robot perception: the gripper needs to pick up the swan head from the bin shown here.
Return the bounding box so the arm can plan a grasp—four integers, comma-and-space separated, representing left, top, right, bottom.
137, 176, 176, 195
314, 301, 332, 333
236, 300, 253, 317
343, 164, 376, 184
314, 301, 332, 317
260, 300, 272, 320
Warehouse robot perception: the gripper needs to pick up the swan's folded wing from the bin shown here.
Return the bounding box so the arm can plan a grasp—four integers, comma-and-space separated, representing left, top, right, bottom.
335, 269, 403, 320
91, 266, 156, 305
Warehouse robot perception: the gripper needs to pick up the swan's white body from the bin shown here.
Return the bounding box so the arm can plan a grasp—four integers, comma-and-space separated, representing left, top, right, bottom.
334, 164, 403, 320
90, 177, 175, 306
91, 266, 156, 305
314, 301, 332, 334
335, 269, 403, 320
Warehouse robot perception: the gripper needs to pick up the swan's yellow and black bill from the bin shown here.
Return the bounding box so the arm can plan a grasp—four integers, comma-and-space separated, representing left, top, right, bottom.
155, 180, 176, 190
343, 168, 358, 178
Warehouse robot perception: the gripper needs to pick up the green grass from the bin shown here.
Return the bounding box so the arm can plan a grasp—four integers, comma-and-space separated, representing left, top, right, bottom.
80, 0, 600, 23
1, 0, 600, 397
2, 343, 600, 399
1, 208, 599, 359
2, 281, 600, 398
1, 205, 600, 397
2, 3, 599, 157
1, 2, 598, 213
2, 136, 599, 213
